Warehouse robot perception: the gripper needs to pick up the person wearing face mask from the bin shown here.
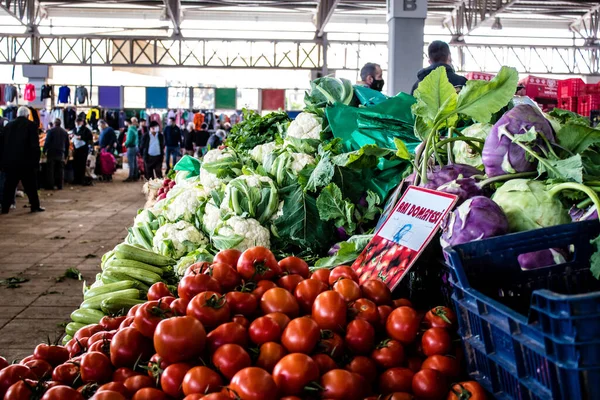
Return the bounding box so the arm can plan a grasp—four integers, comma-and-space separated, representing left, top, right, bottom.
359, 63, 385, 92
411, 40, 467, 95
141, 121, 164, 180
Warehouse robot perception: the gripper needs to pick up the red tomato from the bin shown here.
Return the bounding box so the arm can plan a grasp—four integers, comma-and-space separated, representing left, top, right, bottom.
380, 394, 415, 400
80, 351, 112, 383
154, 316, 206, 364
74, 324, 103, 341
422, 355, 460, 378
378, 305, 394, 328
88, 331, 115, 345
345, 356, 377, 384
317, 330, 344, 359
294, 279, 327, 313
23, 359, 53, 380
281, 317, 320, 354
446, 381, 487, 400
232, 314, 250, 328
110, 327, 153, 368
51, 363, 80, 386
260, 287, 299, 318
123, 375, 154, 394
360, 279, 392, 305
319, 369, 364, 400
273, 353, 319, 396
33, 344, 69, 366
422, 328, 453, 357
127, 304, 143, 318
237, 246, 281, 281
371, 339, 405, 369
178, 274, 222, 302
119, 316, 135, 330
132, 387, 169, 400
277, 274, 304, 293
0, 356, 8, 370
160, 363, 192, 398
97, 382, 129, 396
207, 322, 249, 353
88, 340, 111, 357
407, 356, 423, 373
393, 298, 413, 308
195, 394, 230, 400
255, 342, 287, 373
146, 354, 169, 379
386, 307, 420, 344
328, 265, 359, 285
99, 316, 126, 331
424, 306, 457, 330
312, 290, 347, 332
349, 298, 379, 325
4, 380, 36, 400
213, 249, 242, 268
211, 344, 251, 380
379, 368, 415, 394
112, 367, 141, 383
312, 353, 337, 375
41, 385, 84, 400
345, 319, 375, 355
278, 256, 310, 278
265, 312, 291, 331
19, 355, 34, 365
182, 366, 223, 396
186, 291, 230, 329
186, 261, 211, 276
310, 268, 330, 285
333, 278, 361, 302
412, 369, 447, 400
91, 391, 127, 400
229, 367, 279, 400
147, 282, 173, 300
249, 316, 282, 345
206, 262, 241, 292
170, 298, 189, 316
225, 291, 258, 317
252, 280, 277, 299
65, 337, 88, 358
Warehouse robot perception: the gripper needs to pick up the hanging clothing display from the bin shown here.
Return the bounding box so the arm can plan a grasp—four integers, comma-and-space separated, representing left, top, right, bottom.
149, 112, 162, 129
4, 106, 17, 120
23, 84, 36, 102
86, 108, 100, 130
193, 112, 205, 131
64, 107, 77, 130
58, 86, 71, 104
76, 86, 89, 105
50, 108, 65, 128
4, 85, 17, 103
39, 109, 52, 130
41, 85, 53, 101
0, 85, 5, 106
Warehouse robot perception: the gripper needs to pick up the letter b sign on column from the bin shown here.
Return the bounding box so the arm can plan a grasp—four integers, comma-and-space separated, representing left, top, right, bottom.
387, 0, 427, 22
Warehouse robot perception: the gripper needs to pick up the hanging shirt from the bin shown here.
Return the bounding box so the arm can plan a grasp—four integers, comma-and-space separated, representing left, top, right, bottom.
118, 110, 127, 129
58, 86, 71, 104
40, 85, 53, 100
75, 87, 88, 105
64, 108, 77, 130
23, 84, 36, 102
4, 85, 17, 103
39, 109, 52, 129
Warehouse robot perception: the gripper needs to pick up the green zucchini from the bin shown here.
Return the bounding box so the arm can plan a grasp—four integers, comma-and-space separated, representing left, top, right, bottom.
105, 258, 164, 276
115, 243, 175, 266
80, 288, 142, 310
62, 335, 73, 345
84, 280, 139, 300
101, 270, 150, 291
101, 297, 146, 314
71, 308, 105, 324
104, 266, 162, 286
65, 322, 88, 337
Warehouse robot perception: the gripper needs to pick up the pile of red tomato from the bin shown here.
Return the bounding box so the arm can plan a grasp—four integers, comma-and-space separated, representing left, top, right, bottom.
0, 246, 486, 400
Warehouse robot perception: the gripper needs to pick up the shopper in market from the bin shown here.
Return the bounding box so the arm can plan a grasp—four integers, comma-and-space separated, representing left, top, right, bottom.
194, 122, 210, 158
0, 122, 16, 211
124, 117, 139, 182
43, 118, 70, 191
183, 122, 196, 156
98, 119, 117, 154
163, 117, 182, 173
0, 106, 44, 214
207, 129, 226, 150
359, 62, 385, 92
72, 117, 93, 185
141, 121, 164, 180
411, 40, 467, 95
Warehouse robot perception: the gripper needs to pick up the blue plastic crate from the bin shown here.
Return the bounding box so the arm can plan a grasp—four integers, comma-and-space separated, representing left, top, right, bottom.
445, 220, 600, 400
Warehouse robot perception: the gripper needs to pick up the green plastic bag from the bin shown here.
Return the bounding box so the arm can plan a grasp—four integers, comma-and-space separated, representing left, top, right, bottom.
353, 85, 389, 107
173, 155, 201, 177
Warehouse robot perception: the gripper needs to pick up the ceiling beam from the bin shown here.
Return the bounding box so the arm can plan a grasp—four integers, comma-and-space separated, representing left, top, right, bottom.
314, 0, 339, 37
163, 0, 181, 36
443, 0, 518, 38
0, 0, 28, 27
570, 3, 600, 44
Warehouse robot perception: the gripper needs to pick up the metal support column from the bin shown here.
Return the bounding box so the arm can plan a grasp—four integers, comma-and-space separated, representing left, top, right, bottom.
321, 33, 329, 76
387, 0, 428, 95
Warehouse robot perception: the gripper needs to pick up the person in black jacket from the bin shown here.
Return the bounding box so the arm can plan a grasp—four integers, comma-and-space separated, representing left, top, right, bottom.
411, 41, 468, 95
163, 117, 182, 173
141, 121, 164, 179
194, 123, 210, 157
44, 118, 70, 190
72, 118, 93, 185
0, 106, 44, 213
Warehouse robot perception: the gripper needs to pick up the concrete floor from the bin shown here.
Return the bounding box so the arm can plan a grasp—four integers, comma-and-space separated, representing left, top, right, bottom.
0, 170, 145, 361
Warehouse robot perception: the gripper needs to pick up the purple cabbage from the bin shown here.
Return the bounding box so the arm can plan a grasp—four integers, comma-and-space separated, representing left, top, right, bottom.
569, 206, 598, 222
440, 196, 509, 249
517, 248, 568, 270
436, 177, 483, 205
482, 104, 555, 177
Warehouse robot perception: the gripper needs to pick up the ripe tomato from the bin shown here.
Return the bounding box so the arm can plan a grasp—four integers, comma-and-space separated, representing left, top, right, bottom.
380, 394, 415, 400
328, 265, 359, 285
349, 298, 379, 324
407, 357, 423, 373
237, 246, 281, 281
185, 261, 211, 276
255, 342, 287, 373
422, 328, 453, 357
273, 353, 319, 396
65, 337, 88, 358
90, 391, 127, 400
135, 300, 174, 338
74, 324, 103, 341
110, 328, 153, 368
229, 367, 279, 400
99, 316, 126, 331
281, 317, 320, 354
225, 291, 258, 317
207, 322, 249, 353
317, 330, 344, 359
195, 393, 230, 400
170, 298, 189, 316
80, 352, 112, 383
186, 291, 230, 329
127, 304, 143, 318
178, 273, 222, 302
312, 290, 347, 332
278, 256, 310, 278
119, 316, 135, 330
132, 387, 169, 400
333, 278, 361, 302
88, 331, 115, 345
88, 340, 111, 357
0, 356, 8, 370
277, 274, 304, 293
393, 298, 413, 308
19, 356, 34, 365
51, 363, 80, 386
378, 305, 393, 327
386, 306, 420, 344
182, 366, 223, 396
33, 344, 69, 366
41, 385, 84, 400
213, 249, 242, 268
207, 262, 241, 292
412, 369, 447, 400
123, 375, 154, 394
232, 314, 250, 328
320, 369, 364, 400
424, 306, 457, 330
154, 316, 206, 364
346, 356, 377, 384
97, 382, 129, 396
4, 380, 36, 400
447, 381, 487, 400
112, 367, 141, 383
23, 359, 53, 380
211, 344, 251, 380
160, 363, 192, 398
422, 355, 460, 378
360, 279, 392, 305
265, 312, 291, 330
312, 353, 337, 375
310, 268, 330, 285
371, 339, 405, 369
261, 287, 299, 318
345, 319, 375, 355
378, 368, 414, 394
249, 316, 282, 345
147, 282, 173, 300
146, 354, 168, 379
252, 280, 277, 299
294, 278, 327, 313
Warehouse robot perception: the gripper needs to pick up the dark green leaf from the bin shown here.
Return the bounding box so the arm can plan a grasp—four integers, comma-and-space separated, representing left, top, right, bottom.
557, 123, 600, 154
537, 154, 584, 183
590, 234, 600, 279
300, 152, 335, 192
331, 144, 395, 169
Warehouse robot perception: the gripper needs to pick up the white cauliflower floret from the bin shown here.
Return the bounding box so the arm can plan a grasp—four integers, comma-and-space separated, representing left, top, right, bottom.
289, 152, 315, 173
204, 148, 228, 163
250, 141, 278, 164
133, 209, 155, 226
202, 201, 221, 235
153, 220, 208, 260
199, 148, 233, 190
271, 201, 284, 221
217, 216, 270, 252
286, 112, 322, 140
163, 186, 210, 222
174, 170, 191, 185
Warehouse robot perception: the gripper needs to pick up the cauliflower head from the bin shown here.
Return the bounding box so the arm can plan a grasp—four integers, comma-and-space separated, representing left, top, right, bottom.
250, 141, 278, 165
215, 216, 270, 252
220, 174, 279, 223
202, 201, 222, 235
133, 209, 156, 226
153, 220, 208, 260
286, 112, 322, 140
199, 148, 237, 190
289, 152, 316, 173
163, 185, 210, 222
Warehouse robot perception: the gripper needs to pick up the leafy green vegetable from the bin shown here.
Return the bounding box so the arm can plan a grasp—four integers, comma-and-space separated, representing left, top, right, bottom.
317, 183, 356, 233
299, 152, 335, 193
314, 234, 374, 269
590, 234, 600, 279
556, 123, 600, 155
304, 76, 354, 111
227, 109, 290, 153
331, 144, 396, 169
537, 154, 584, 184
548, 108, 590, 127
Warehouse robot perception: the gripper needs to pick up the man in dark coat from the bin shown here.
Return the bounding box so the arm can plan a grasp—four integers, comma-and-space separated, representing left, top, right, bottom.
72, 117, 93, 185
0, 106, 44, 213
141, 121, 165, 179
411, 40, 468, 95
44, 118, 70, 190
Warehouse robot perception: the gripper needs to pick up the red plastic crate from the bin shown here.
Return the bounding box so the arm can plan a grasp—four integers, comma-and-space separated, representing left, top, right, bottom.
558, 97, 578, 112
578, 94, 600, 118
558, 78, 585, 97
520, 76, 558, 100
465, 72, 495, 81
583, 83, 600, 95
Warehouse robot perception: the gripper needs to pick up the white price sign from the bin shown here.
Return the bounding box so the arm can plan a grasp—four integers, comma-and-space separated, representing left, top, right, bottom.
387, 0, 428, 21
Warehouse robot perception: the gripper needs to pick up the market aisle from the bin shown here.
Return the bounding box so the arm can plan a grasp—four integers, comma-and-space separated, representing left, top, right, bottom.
0, 170, 145, 361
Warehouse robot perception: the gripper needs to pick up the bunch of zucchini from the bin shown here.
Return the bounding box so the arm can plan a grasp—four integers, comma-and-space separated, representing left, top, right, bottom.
63, 244, 176, 343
